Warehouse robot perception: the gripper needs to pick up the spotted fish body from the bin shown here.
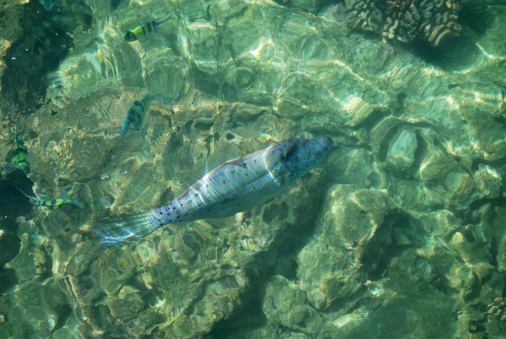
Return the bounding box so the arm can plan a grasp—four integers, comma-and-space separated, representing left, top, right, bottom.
94, 137, 333, 246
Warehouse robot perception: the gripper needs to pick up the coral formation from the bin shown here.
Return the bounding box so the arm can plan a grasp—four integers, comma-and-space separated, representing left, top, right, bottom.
344, 0, 463, 46
487, 297, 506, 321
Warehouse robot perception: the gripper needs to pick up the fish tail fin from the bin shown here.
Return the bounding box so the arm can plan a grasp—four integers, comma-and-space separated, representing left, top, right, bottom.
119, 118, 131, 138
16, 186, 39, 202
155, 15, 173, 27
70, 200, 83, 210
91, 212, 158, 247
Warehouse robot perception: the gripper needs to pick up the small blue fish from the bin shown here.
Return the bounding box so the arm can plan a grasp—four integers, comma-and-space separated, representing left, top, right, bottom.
123, 16, 173, 42
92, 137, 333, 246
120, 93, 179, 138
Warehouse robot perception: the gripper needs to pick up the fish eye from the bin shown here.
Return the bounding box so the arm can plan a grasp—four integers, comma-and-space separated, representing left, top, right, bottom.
283, 147, 293, 159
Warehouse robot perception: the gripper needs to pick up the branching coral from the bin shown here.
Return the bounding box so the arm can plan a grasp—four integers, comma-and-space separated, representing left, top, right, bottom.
487, 297, 506, 321
345, 0, 463, 47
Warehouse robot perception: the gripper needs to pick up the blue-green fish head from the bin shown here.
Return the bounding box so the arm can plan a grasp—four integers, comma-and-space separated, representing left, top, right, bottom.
265, 136, 333, 186
123, 30, 137, 42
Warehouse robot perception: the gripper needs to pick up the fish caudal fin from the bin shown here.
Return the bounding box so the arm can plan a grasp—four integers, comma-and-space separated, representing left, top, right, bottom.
155, 15, 173, 27
92, 212, 158, 246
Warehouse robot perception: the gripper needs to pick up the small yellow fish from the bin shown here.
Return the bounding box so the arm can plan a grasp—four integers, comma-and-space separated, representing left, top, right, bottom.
123, 16, 173, 42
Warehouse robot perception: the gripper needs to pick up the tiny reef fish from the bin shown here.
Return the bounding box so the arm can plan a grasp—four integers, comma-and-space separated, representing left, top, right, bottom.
123, 16, 173, 42
120, 93, 179, 138
17, 187, 83, 210
92, 137, 333, 246
11, 136, 31, 174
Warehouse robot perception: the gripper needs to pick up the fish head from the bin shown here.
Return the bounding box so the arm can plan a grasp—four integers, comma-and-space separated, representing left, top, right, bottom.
264, 136, 333, 185
123, 31, 137, 42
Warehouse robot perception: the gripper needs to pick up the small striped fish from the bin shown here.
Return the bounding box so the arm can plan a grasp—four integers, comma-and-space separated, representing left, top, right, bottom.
16, 187, 83, 210
120, 93, 179, 138
123, 16, 173, 42
93, 137, 333, 246
119, 94, 153, 138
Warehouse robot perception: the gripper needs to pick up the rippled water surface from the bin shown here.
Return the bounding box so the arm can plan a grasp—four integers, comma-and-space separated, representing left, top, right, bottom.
1, 0, 506, 338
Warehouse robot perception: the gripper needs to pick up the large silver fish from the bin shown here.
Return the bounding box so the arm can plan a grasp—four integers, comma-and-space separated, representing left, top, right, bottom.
93, 137, 333, 246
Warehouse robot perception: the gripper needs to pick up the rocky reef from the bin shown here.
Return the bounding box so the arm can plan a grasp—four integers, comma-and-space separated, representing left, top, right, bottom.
1, 0, 506, 338
344, 0, 464, 46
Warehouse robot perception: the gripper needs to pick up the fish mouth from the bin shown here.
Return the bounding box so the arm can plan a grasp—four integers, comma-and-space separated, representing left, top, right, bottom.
322, 136, 333, 147
319, 136, 334, 152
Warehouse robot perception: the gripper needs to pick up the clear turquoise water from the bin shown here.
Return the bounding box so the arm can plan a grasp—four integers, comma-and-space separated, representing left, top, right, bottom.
1, 0, 506, 338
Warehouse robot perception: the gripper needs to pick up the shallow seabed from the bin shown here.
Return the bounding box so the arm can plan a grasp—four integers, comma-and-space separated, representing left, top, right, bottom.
1, 0, 506, 338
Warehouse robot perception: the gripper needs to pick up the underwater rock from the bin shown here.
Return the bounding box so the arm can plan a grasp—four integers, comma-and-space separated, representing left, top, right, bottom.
263, 275, 322, 335
353, 39, 397, 75
321, 66, 388, 127
143, 48, 189, 99
497, 234, 506, 273
385, 128, 417, 172
178, 0, 209, 20
298, 185, 397, 310
209, 0, 249, 27
6, 233, 49, 282
0, 278, 67, 337
277, 72, 319, 120
188, 20, 220, 62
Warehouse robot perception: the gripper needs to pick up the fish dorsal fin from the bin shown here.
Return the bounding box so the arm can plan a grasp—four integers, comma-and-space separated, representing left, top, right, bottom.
205, 142, 242, 172
173, 142, 242, 197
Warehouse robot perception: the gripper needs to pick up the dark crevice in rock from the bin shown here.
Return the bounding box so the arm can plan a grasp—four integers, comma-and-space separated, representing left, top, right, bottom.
207, 190, 326, 337
471, 153, 506, 172
377, 125, 399, 162
0, 269, 17, 295
410, 129, 429, 177
206, 300, 268, 338
354, 108, 391, 131
0, 167, 35, 293
51, 303, 72, 334
0, 0, 92, 117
